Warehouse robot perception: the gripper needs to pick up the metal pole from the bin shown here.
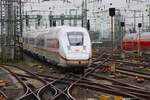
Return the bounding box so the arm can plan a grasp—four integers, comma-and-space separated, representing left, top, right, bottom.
82, 0, 87, 28
0, 0, 3, 62
69, 10, 71, 26
81, 1, 84, 27
19, 0, 23, 60
85, 0, 87, 28
138, 26, 141, 62
122, 26, 125, 59
142, 13, 144, 31
134, 10, 136, 32
121, 26, 123, 57
149, 5, 150, 31
111, 16, 115, 73
121, 21, 125, 59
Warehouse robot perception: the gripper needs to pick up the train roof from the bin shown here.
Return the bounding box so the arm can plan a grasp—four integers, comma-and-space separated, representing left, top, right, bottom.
48, 26, 87, 33
23, 26, 88, 38
123, 32, 150, 41
132, 32, 150, 40
140, 32, 150, 40
45, 26, 88, 38
123, 33, 137, 41
23, 29, 49, 37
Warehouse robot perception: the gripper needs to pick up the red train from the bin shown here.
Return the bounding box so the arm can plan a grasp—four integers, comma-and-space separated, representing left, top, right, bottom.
122, 32, 150, 54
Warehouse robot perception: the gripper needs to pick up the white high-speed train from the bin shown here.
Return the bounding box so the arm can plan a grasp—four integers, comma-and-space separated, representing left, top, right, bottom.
23, 26, 92, 72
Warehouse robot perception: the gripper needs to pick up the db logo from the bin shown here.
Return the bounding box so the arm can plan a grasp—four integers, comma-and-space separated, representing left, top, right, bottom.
75, 49, 80, 52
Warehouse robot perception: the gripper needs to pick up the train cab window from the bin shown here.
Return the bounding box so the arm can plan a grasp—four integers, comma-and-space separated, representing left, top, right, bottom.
25, 38, 28, 44
141, 33, 150, 40
36, 39, 45, 47
29, 38, 35, 45
40, 39, 45, 46
67, 32, 83, 46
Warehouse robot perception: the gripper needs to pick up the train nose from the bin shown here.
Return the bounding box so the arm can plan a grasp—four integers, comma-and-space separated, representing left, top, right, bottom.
66, 53, 90, 60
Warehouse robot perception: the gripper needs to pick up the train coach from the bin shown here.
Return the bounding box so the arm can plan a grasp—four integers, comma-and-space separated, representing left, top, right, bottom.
23, 26, 92, 72
122, 32, 150, 55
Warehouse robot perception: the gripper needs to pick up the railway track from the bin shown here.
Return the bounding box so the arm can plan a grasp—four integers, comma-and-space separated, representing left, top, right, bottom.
37, 78, 71, 100
66, 53, 149, 100
89, 51, 150, 99
97, 50, 150, 67
0, 90, 8, 100
116, 67, 150, 80
116, 59, 150, 68
70, 71, 150, 100
0, 48, 149, 100
0, 65, 39, 100
97, 53, 150, 77
37, 50, 150, 100
24, 50, 134, 99
16, 73, 72, 100
0, 64, 74, 100
29, 71, 150, 100
89, 73, 150, 99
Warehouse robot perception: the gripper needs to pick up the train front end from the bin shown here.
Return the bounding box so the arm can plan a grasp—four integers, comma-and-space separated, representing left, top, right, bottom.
58, 27, 92, 70
122, 34, 137, 52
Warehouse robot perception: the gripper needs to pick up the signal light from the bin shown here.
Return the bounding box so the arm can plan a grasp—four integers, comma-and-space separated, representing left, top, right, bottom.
138, 23, 142, 28
25, 15, 29, 26
121, 22, 125, 27
109, 8, 115, 16
37, 15, 42, 26
53, 21, 56, 27
87, 20, 90, 31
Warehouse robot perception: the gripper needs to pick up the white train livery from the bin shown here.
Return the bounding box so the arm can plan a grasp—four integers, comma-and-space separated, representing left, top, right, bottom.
23, 26, 92, 71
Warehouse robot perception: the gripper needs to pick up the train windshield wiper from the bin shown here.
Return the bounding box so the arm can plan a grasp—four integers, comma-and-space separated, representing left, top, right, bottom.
75, 42, 81, 46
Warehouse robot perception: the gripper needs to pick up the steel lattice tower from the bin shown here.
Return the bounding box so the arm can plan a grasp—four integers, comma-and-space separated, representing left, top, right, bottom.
0, 0, 23, 63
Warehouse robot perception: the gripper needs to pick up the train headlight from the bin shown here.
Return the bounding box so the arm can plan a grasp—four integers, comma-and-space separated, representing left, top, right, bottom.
67, 45, 71, 50
83, 45, 86, 50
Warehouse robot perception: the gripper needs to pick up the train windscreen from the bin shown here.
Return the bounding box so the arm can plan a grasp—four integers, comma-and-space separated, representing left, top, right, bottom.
67, 32, 83, 46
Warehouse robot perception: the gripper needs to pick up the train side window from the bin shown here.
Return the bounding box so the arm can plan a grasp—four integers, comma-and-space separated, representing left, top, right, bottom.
25, 38, 28, 44
36, 39, 45, 47
29, 38, 35, 45
40, 39, 45, 46
36, 39, 40, 46
23, 38, 24, 43
56, 40, 59, 48
47, 39, 52, 47
47, 39, 54, 48
47, 39, 59, 48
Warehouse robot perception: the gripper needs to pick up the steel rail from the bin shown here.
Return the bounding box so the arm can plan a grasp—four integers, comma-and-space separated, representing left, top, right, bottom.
67, 54, 110, 100
2, 64, 72, 100
0, 65, 33, 100
0, 90, 8, 100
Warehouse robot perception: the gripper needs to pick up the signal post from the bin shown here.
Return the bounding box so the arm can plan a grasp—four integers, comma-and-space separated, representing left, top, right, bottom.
138, 23, 142, 62
109, 8, 116, 73
121, 22, 125, 59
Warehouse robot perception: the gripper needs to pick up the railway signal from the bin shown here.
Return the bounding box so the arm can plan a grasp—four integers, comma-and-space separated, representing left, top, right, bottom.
121, 22, 125, 59
109, 8, 116, 73
37, 15, 42, 26
138, 23, 142, 62
87, 19, 90, 31
25, 15, 29, 27
53, 20, 56, 26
